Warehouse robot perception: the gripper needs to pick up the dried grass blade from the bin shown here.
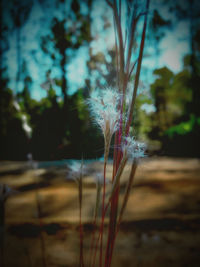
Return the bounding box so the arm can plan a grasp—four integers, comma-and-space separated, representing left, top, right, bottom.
126, 0, 150, 135
117, 160, 137, 230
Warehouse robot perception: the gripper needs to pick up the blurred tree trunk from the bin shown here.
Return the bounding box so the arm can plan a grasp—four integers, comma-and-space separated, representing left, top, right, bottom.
188, 0, 200, 116
0, 0, 3, 83
11, 0, 33, 94
16, 27, 21, 93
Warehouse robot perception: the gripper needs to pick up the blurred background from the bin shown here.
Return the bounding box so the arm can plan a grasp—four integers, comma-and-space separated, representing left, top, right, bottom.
1, 1, 200, 266
0, 0, 200, 161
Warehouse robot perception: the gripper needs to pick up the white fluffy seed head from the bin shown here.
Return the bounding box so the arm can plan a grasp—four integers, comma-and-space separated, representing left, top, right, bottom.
122, 136, 146, 159
87, 88, 121, 137
67, 160, 84, 181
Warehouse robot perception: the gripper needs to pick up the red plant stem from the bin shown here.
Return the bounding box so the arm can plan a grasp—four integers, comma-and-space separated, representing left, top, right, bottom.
90, 183, 101, 266
113, 0, 124, 85
125, 0, 150, 137
106, 238, 115, 267
104, 87, 125, 267
92, 201, 110, 267
105, 158, 136, 267
105, 187, 119, 267
103, 130, 119, 267
105, 139, 122, 266
117, 161, 137, 233
112, 134, 118, 180
99, 160, 107, 267
89, 214, 97, 267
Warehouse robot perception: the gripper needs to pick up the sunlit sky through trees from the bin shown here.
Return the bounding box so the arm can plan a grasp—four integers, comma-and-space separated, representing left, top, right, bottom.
3, 0, 190, 101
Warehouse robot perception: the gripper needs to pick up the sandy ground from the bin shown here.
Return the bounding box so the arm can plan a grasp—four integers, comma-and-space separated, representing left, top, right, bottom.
0, 157, 200, 267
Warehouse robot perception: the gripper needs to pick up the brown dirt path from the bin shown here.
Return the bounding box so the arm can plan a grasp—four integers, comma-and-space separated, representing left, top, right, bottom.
0, 157, 200, 266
